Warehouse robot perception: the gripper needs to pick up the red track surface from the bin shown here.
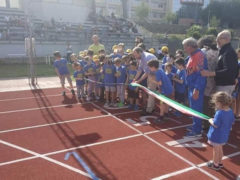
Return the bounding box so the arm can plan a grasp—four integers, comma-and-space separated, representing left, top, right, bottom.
0, 87, 239, 180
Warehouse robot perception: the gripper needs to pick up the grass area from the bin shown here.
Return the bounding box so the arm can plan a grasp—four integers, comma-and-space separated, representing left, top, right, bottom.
0, 63, 74, 79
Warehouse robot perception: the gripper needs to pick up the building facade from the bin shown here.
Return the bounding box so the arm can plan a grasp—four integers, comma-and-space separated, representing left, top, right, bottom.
95, 0, 173, 22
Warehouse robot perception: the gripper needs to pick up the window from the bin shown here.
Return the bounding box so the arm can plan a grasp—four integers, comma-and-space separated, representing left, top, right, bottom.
10, 0, 20, 8
0, 0, 6, 7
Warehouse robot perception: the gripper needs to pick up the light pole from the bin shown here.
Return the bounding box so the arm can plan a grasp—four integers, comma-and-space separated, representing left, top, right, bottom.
24, 0, 37, 86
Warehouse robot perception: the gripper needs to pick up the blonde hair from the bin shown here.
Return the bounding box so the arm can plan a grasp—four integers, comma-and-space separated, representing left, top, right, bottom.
211, 91, 232, 108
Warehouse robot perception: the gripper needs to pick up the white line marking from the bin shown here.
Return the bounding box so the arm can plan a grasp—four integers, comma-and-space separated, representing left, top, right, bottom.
0, 102, 89, 114
91, 102, 219, 180
0, 93, 65, 102
152, 151, 240, 180
152, 167, 196, 180
0, 140, 91, 178
0, 123, 192, 167
0, 110, 139, 134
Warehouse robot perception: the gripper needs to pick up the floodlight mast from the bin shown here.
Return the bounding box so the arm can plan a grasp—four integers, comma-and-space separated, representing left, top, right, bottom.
24, 0, 37, 86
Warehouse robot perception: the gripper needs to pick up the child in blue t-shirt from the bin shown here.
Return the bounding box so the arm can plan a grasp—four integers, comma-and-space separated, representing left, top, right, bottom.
73, 62, 85, 99
126, 61, 139, 110
207, 92, 235, 171
164, 62, 175, 86
53, 51, 75, 96
84, 56, 96, 101
103, 56, 116, 107
173, 58, 186, 104
147, 59, 173, 123
93, 55, 101, 100
115, 58, 127, 107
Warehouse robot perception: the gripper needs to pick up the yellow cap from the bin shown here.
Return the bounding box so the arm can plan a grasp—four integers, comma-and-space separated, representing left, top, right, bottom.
161, 46, 169, 53
148, 48, 155, 54
126, 49, 132, 53
93, 55, 99, 62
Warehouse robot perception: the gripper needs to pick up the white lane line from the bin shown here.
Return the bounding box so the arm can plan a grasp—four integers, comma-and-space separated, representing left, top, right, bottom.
0, 123, 192, 167
0, 140, 91, 178
0, 102, 90, 114
0, 156, 38, 166
152, 167, 196, 180
91, 102, 219, 180
0, 110, 139, 134
152, 151, 240, 180
0, 93, 65, 102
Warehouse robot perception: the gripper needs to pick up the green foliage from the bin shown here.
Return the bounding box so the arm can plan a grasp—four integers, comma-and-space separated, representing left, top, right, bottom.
164, 12, 177, 24
201, 0, 240, 28
206, 27, 218, 36
187, 25, 203, 39
135, 2, 149, 21
209, 16, 220, 28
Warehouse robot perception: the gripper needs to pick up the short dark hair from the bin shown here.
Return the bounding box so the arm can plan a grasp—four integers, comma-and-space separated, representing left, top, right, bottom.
99, 55, 105, 62
53, 51, 61, 58
133, 47, 143, 54
165, 62, 173, 69
137, 43, 146, 51
98, 49, 105, 54
73, 62, 81, 68
147, 59, 159, 69
87, 50, 94, 56
114, 57, 121, 64
175, 58, 185, 66
130, 60, 137, 67
176, 49, 184, 57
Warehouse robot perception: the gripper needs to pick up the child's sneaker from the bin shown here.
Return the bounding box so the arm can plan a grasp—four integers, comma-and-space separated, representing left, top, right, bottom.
185, 131, 202, 137
207, 161, 220, 171
134, 105, 139, 111
219, 163, 224, 168
118, 102, 124, 108
86, 96, 91, 101
71, 89, 75, 95
154, 116, 165, 124
128, 104, 133, 110
104, 102, 109, 107
96, 96, 100, 100
62, 91, 66, 96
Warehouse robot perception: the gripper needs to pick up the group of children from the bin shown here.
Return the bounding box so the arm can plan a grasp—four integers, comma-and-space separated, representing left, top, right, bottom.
53, 43, 238, 172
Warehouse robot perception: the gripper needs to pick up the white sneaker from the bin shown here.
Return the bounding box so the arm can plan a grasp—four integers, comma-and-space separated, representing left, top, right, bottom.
104, 102, 109, 107
96, 96, 100, 100
86, 96, 91, 101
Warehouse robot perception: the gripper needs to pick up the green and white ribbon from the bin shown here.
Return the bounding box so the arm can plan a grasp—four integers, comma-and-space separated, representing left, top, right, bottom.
131, 83, 211, 121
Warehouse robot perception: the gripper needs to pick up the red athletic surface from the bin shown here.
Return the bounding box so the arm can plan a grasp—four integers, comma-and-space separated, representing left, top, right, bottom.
0, 87, 239, 180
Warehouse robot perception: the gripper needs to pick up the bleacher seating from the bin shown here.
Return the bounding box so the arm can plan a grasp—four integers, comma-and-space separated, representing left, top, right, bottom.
0, 8, 141, 51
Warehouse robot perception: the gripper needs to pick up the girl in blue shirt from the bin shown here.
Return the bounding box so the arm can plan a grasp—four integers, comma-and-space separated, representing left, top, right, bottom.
207, 92, 234, 171
103, 56, 116, 107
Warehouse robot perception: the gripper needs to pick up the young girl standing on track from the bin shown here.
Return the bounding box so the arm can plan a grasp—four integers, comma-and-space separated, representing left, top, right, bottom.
207, 91, 235, 171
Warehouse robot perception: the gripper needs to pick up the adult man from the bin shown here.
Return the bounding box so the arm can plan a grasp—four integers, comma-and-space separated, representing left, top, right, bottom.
201, 30, 239, 95
88, 35, 105, 55
132, 47, 157, 115
183, 37, 208, 137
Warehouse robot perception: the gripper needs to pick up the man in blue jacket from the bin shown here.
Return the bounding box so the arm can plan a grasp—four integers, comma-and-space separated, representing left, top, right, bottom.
183, 37, 208, 137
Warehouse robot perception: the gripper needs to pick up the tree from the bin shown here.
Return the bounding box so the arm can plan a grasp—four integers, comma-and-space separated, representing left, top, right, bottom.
201, 0, 240, 28
209, 16, 220, 28
206, 27, 218, 36
135, 2, 149, 22
187, 25, 203, 39
164, 12, 177, 24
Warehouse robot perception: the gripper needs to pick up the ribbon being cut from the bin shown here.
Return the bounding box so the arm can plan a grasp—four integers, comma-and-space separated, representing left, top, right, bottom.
131, 83, 211, 121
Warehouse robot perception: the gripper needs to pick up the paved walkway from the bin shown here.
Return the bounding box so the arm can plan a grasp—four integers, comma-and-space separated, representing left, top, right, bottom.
0, 77, 62, 92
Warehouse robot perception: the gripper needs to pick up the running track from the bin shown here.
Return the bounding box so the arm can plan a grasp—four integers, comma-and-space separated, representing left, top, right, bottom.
0, 87, 239, 180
